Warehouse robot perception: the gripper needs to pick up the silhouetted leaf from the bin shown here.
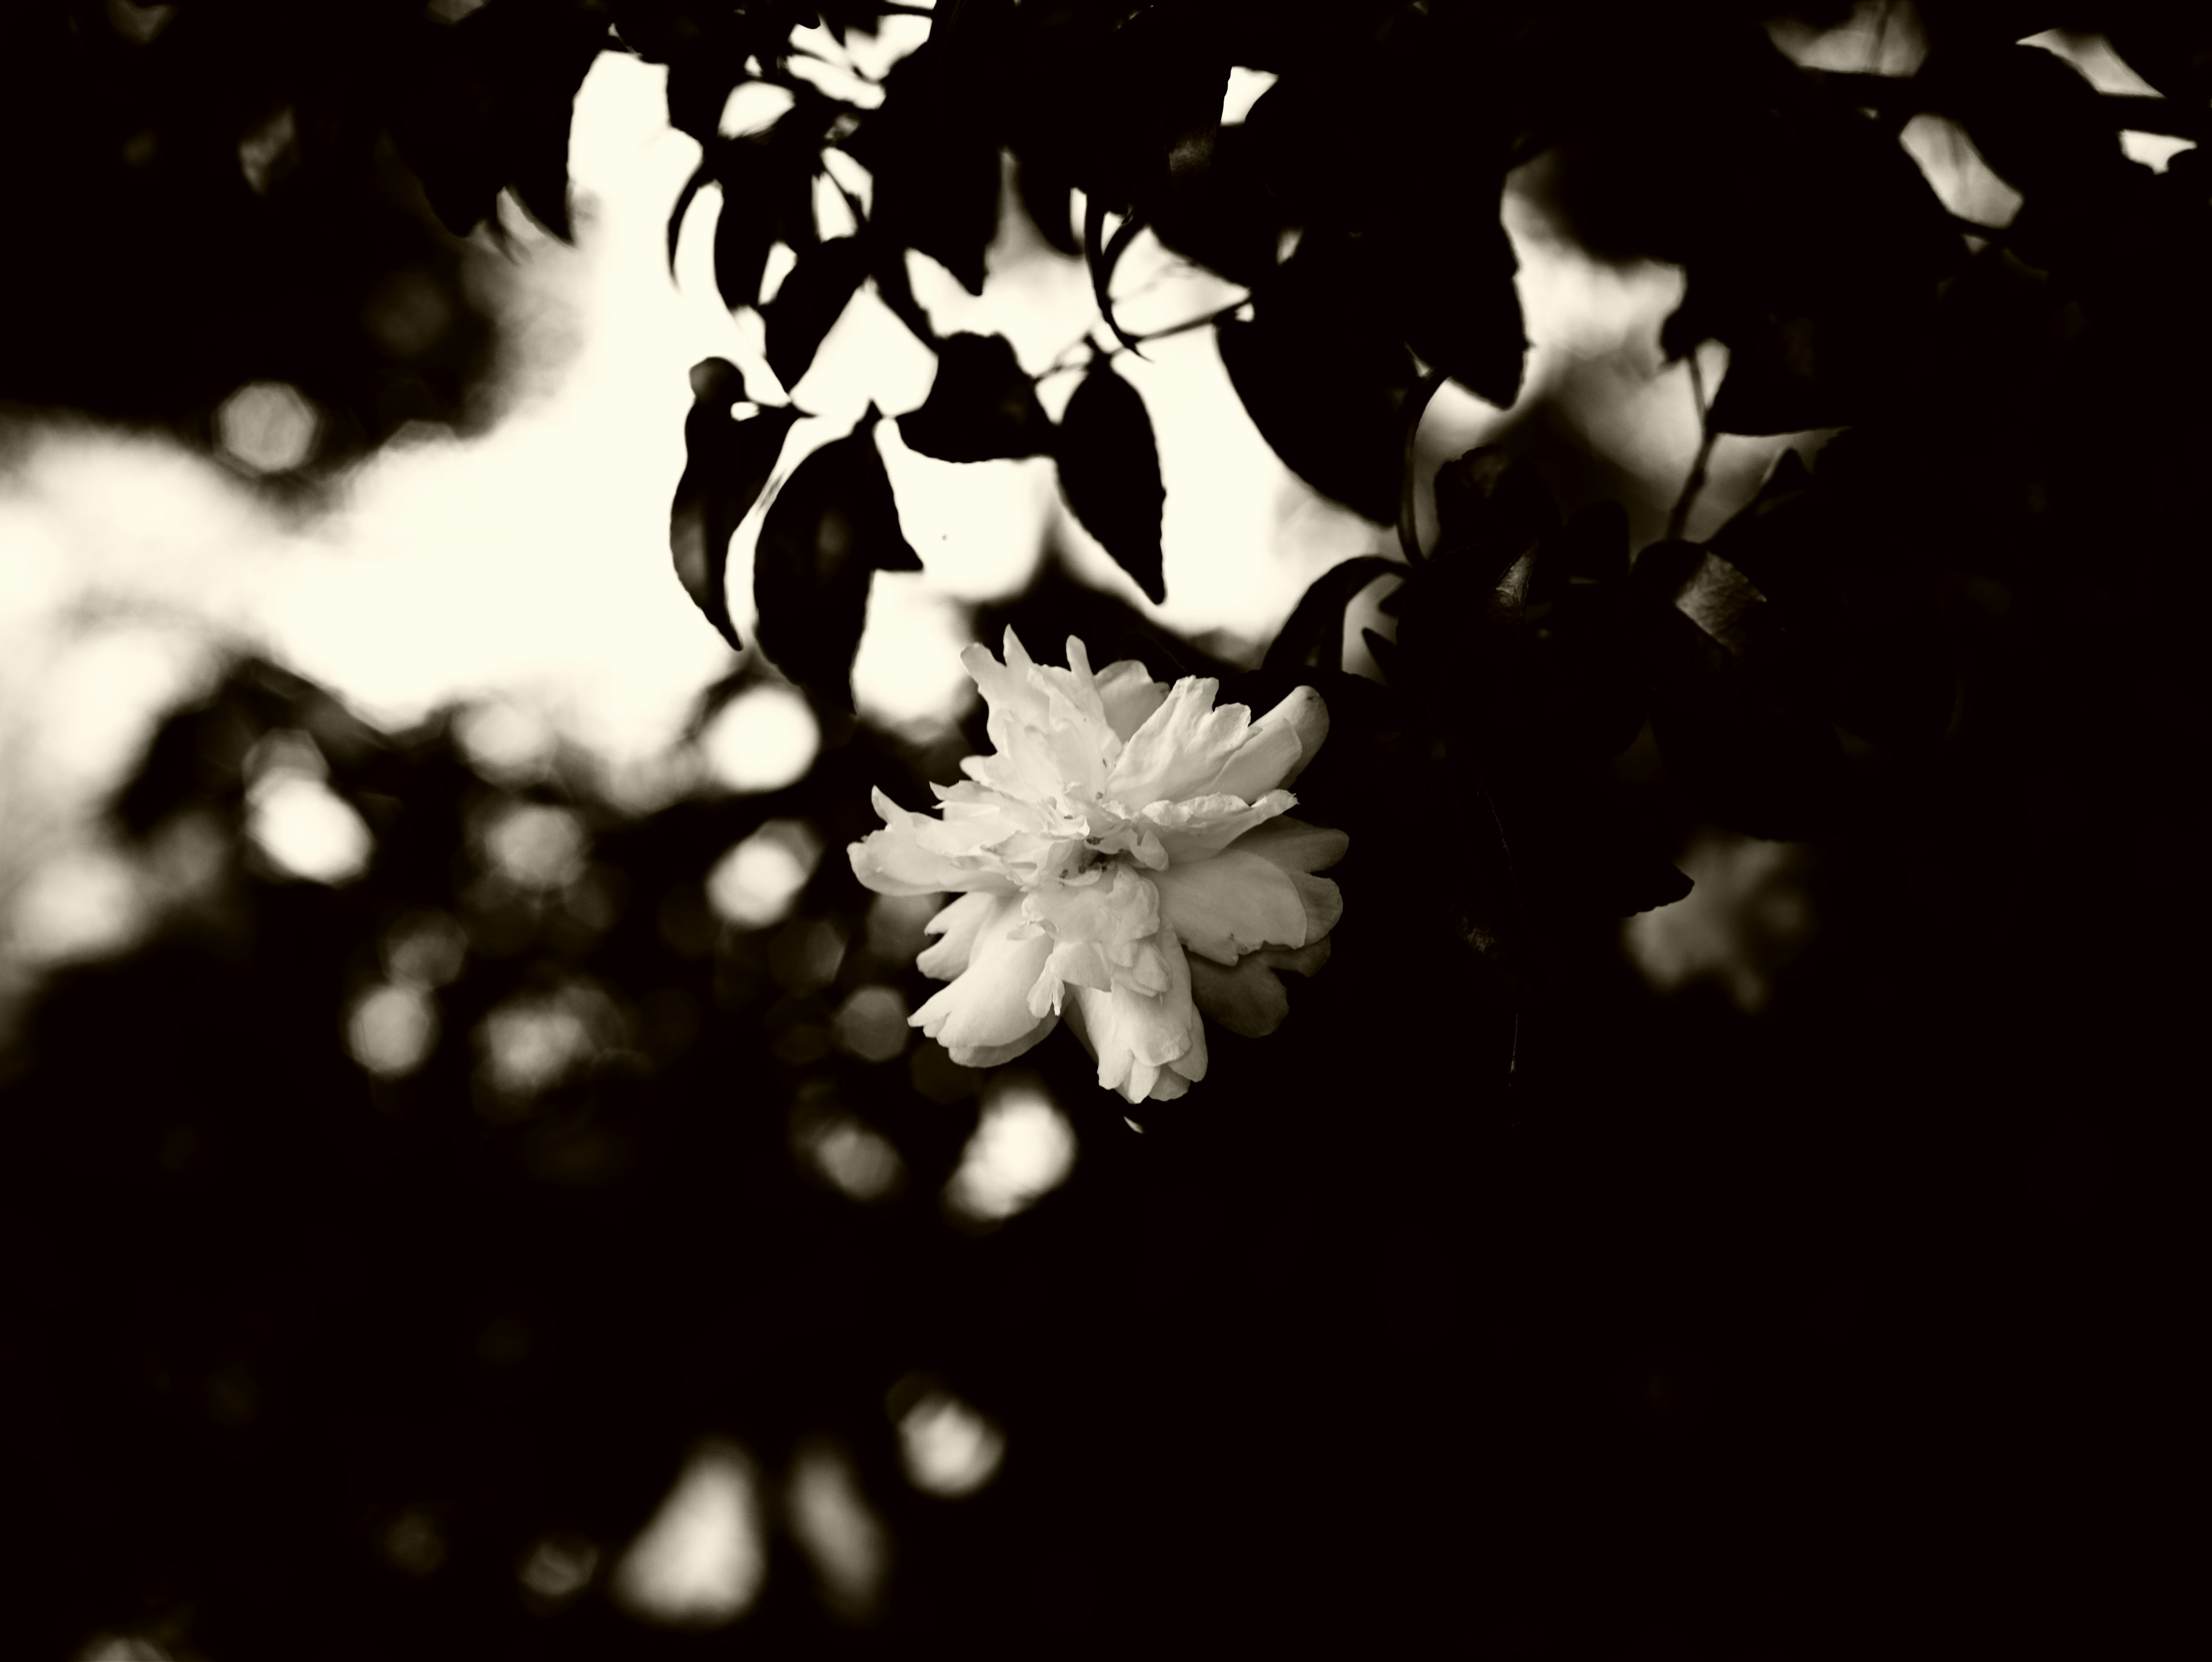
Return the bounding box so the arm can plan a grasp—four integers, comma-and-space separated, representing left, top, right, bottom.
1387, 203, 1527, 410
1085, 197, 1149, 356
1553, 498, 1632, 584
714, 161, 777, 312
1055, 355, 1166, 604
898, 332, 1054, 463
1139, 123, 1284, 290
763, 234, 870, 392
1929, 43, 2124, 200
753, 407, 922, 710
665, 31, 748, 145
851, 43, 1001, 296
1263, 556, 1404, 679
1014, 146, 1080, 256
668, 156, 711, 273
2105, 8, 2212, 102
1430, 446, 1562, 582
669, 359, 801, 650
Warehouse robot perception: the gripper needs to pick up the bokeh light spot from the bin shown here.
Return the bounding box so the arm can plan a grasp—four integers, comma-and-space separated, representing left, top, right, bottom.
7, 845, 145, 966
245, 770, 373, 885
381, 1507, 446, 1577
833, 985, 910, 1063
482, 801, 589, 890
75, 1639, 172, 1662
383, 908, 468, 987
793, 1097, 907, 1203
518, 1531, 600, 1606
347, 982, 438, 1079
891, 1377, 1006, 1498
699, 684, 819, 793
786, 1438, 891, 1623
943, 1076, 1077, 1226
706, 820, 821, 929
453, 699, 559, 785
216, 380, 320, 474
611, 1438, 766, 1630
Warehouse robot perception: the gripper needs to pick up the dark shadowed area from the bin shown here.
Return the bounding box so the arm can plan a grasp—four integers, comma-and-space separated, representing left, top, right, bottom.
3, 1, 2207, 1657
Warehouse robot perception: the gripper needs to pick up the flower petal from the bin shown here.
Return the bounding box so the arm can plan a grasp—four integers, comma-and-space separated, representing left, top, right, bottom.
1149, 849, 1313, 966
916, 889, 1005, 980
1145, 1067, 1190, 1101
1139, 789, 1295, 864
908, 894, 1054, 1052
851, 816, 1012, 898
1063, 921, 1200, 1101
1222, 814, 1350, 875
1201, 685, 1328, 801
945, 1014, 1058, 1069
1094, 660, 1168, 743
1187, 937, 1332, 1038
1107, 677, 1253, 806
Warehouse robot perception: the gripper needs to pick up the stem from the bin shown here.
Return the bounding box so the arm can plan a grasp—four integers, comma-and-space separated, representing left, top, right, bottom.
1028, 297, 1250, 387
1665, 350, 1715, 542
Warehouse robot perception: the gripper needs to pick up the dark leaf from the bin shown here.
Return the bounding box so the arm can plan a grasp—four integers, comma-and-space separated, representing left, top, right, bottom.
669, 361, 801, 650
1650, 671, 1852, 840
713, 148, 777, 312
898, 333, 1053, 464
1014, 146, 1081, 258
1929, 43, 2125, 199
2105, 9, 2212, 102
1217, 237, 1420, 526
1385, 204, 1527, 409
665, 33, 748, 146
1085, 197, 1149, 356
1055, 355, 1167, 604
1554, 498, 1632, 584
1429, 446, 1563, 582
1262, 556, 1405, 679
763, 234, 870, 392
399, 0, 609, 244
753, 407, 921, 710
1142, 121, 1284, 289
854, 44, 1001, 295
668, 156, 711, 274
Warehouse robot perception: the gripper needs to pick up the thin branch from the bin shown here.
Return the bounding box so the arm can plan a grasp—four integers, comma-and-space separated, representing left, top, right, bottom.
1028, 296, 1250, 385
1665, 351, 1715, 543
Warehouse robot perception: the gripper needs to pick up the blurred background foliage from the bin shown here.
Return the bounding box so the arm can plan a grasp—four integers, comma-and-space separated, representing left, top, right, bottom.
2, 0, 2208, 1656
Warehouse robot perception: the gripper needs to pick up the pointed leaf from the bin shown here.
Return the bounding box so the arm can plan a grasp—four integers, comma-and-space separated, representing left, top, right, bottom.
1390, 206, 1527, 410
670, 364, 801, 650
1217, 231, 1418, 525
668, 157, 710, 275
854, 44, 1001, 296
899, 333, 1054, 464
763, 234, 870, 392
1262, 556, 1404, 679
714, 153, 777, 312
1014, 147, 1080, 257
753, 409, 922, 710
1055, 357, 1167, 604
1085, 198, 1149, 356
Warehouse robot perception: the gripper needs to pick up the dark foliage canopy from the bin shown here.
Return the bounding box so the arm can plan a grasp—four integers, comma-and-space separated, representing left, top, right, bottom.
3, 1, 2209, 1656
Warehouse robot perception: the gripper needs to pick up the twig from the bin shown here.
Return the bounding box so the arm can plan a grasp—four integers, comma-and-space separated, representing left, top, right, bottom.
1030, 296, 1251, 385
1665, 350, 1715, 542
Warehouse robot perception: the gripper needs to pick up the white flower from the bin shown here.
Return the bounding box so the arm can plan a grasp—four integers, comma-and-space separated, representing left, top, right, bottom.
849, 631, 1345, 1104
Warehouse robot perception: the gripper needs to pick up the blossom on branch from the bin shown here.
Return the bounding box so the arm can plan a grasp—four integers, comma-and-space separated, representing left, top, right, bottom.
849, 631, 1345, 1104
